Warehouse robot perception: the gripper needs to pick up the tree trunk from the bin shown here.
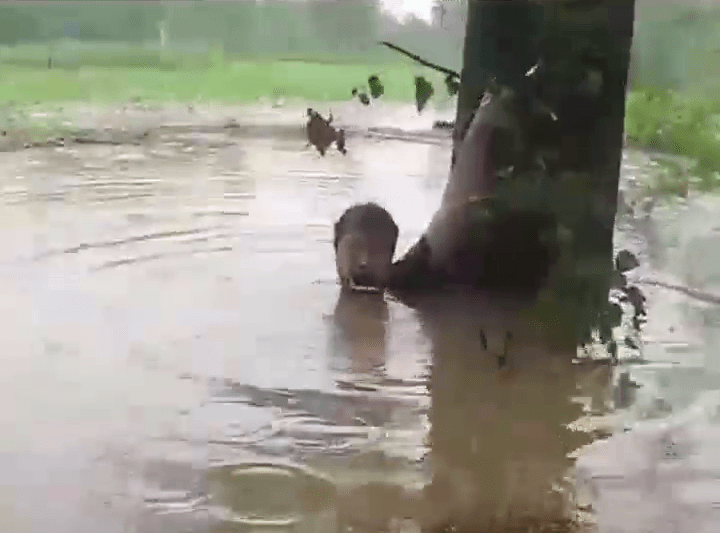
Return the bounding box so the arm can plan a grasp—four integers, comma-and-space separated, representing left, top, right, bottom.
451, 0, 542, 169
391, 0, 635, 312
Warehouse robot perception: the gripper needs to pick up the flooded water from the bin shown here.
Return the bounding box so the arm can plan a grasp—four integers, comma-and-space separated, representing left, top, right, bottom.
1, 102, 719, 532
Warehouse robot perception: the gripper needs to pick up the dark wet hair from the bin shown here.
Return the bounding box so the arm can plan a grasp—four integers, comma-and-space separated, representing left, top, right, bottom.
333, 202, 399, 251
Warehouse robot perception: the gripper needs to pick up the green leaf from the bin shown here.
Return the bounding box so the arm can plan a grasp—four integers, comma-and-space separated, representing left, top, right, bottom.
414, 76, 434, 114
444, 74, 460, 96
368, 75, 384, 99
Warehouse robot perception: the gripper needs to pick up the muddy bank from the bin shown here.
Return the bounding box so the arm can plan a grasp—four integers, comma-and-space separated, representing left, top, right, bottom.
0, 100, 456, 153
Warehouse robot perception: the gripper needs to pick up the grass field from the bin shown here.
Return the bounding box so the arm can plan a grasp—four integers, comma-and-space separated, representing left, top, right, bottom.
0, 44, 448, 103
2, 43, 720, 193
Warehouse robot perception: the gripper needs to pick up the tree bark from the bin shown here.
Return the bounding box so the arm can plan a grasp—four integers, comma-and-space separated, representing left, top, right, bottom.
451, 0, 542, 169
391, 0, 636, 306
472, 0, 634, 254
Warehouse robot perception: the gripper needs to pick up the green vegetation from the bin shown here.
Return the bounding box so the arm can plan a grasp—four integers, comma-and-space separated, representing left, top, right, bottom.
0, 1, 463, 70
625, 88, 720, 193
0, 45, 448, 104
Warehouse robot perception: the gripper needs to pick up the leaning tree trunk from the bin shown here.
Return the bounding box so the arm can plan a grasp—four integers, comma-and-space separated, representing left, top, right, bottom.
450, 0, 542, 169
450, 0, 635, 263
391, 0, 636, 342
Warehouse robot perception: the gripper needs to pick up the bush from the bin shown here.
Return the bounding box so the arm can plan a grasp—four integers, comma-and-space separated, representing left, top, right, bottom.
625, 88, 720, 190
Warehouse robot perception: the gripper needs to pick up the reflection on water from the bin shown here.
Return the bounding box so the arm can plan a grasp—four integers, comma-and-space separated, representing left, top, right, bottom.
406, 293, 593, 531
330, 290, 389, 378
0, 104, 719, 532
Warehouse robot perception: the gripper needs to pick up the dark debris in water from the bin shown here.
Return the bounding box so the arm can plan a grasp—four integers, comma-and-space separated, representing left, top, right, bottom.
432, 120, 455, 130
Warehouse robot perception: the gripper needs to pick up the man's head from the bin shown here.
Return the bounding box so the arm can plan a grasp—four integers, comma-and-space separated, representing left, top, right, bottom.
333, 203, 399, 292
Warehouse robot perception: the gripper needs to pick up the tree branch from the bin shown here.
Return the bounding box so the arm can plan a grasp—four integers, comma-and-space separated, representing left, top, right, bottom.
378, 41, 460, 79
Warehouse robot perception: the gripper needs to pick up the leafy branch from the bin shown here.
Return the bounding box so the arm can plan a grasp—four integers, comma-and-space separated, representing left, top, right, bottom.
350, 41, 461, 113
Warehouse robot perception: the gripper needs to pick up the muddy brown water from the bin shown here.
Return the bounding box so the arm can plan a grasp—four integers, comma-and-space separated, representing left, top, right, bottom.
1, 102, 720, 532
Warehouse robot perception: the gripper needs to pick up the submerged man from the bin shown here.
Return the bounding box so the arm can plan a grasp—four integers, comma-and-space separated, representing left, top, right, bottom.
333, 202, 398, 292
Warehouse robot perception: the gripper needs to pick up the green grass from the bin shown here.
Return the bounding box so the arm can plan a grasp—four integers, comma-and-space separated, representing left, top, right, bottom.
625, 87, 720, 192
0, 60, 447, 104
0, 43, 447, 104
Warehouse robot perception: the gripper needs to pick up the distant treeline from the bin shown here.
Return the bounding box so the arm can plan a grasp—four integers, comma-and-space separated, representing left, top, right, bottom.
0, 1, 459, 61
632, 2, 720, 90
0, 3, 166, 45
0, 0, 719, 90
